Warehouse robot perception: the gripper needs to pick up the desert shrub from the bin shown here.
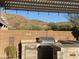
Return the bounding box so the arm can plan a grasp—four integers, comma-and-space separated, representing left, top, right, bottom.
58, 24, 72, 31
48, 23, 59, 30
13, 23, 49, 30
48, 23, 72, 31
5, 46, 17, 58
31, 25, 42, 30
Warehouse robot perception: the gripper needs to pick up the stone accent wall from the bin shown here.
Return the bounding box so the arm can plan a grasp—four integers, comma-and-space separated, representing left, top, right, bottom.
21, 41, 39, 59
58, 47, 79, 59
0, 30, 76, 58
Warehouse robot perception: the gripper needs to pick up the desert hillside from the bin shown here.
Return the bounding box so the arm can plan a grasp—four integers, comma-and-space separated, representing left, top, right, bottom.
0, 12, 73, 30
6, 14, 47, 26
0, 12, 49, 30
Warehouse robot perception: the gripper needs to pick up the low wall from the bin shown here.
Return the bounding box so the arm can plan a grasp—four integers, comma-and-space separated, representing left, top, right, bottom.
0, 30, 76, 58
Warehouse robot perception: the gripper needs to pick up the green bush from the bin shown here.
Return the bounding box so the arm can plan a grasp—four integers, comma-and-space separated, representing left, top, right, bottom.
12, 23, 49, 30
48, 23, 59, 30
48, 23, 72, 31
75, 26, 79, 30
58, 24, 72, 31
5, 46, 17, 58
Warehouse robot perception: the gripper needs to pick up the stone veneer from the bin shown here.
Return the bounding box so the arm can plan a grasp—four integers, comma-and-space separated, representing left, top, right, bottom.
0, 30, 76, 59
21, 40, 40, 59
57, 44, 79, 59
21, 37, 57, 59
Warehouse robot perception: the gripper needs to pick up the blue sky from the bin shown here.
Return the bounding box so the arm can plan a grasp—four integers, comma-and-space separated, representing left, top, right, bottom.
1, 9, 68, 22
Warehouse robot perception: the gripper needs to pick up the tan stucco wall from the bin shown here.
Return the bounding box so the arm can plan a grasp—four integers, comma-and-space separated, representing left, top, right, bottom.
0, 30, 76, 58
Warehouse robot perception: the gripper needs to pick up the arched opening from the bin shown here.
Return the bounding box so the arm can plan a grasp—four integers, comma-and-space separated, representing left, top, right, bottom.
0, 23, 3, 27
38, 46, 53, 59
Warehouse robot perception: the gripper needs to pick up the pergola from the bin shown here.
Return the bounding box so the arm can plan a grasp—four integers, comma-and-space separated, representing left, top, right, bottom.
0, 0, 79, 13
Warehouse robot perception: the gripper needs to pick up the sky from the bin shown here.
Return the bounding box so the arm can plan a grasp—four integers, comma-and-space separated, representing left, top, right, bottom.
1, 9, 69, 22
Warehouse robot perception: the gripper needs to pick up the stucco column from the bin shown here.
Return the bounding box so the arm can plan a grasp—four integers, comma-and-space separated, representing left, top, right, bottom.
21, 41, 41, 59
21, 44, 26, 59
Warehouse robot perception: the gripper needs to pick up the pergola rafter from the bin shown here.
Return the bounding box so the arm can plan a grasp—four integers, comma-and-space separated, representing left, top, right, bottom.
0, 0, 79, 13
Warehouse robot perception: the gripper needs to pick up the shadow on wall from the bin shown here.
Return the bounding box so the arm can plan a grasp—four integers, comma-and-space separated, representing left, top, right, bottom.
72, 30, 79, 40
37, 46, 53, 59
18, 42, 22, 59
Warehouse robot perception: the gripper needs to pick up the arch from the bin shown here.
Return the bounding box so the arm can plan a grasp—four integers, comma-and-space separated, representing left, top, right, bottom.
0, 23, 3, 27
